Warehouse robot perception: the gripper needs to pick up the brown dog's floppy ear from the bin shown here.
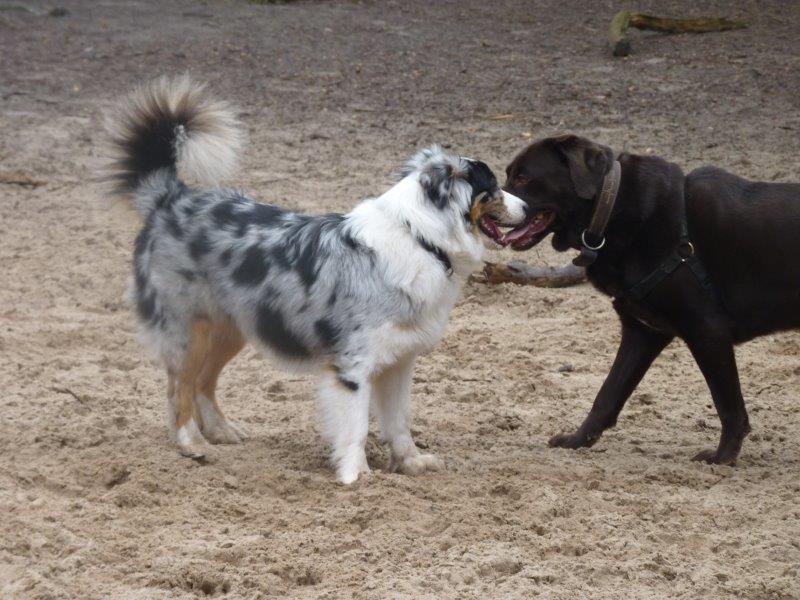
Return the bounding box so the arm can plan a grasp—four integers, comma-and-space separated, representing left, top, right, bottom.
552, 135, 614, 199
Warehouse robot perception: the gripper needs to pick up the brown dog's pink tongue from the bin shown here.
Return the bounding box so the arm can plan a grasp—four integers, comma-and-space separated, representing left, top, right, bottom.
502, 212, 554, 244
502, 222, 535, 244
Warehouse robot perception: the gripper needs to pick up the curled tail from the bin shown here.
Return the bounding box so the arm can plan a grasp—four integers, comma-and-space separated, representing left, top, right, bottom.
106, 75, 243, 214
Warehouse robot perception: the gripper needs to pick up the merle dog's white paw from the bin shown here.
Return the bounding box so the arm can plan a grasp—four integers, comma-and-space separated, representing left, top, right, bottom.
195, 394, 248, 444
390, 452, 444, 475
337, 448, 371, 485
176, 418, 209, 459
203, 418, 249, 445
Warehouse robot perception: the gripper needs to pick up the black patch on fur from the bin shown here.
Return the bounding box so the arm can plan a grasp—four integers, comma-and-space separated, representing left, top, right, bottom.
133, 226, 151, 261
331, 364, 359, 391
420, 162, 454, 210
164, 211, 183, 240
132, 215, 157, 320
211, 197, 281, 238
268, 243, 292, 270
338, 377, 359, 391
212, 201, 240, 228
285, 214, 345, 289
136, 290, 156, 321
314, 318, 340, 348
255, 303, 309, 358
465, 160, 498, 201
232, 245, 269, 286
133, 268, 148, 295
178, 269, 195, 282
415, 236, 453, 275
134, 211, 156, 258
341, 231, 361, 250
154, 182, 186, 212
219, 248, 233, 267
328, 288, 338, 306
189, 230, 212, 260
295, 244, 320, 289
109, 104, 187, 194
249, 203, 284, 226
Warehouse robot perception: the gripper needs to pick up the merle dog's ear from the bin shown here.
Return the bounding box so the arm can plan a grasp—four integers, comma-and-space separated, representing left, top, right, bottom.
419, 161, 454, 209
400, 146, 455, 209
553, 135, 614, 199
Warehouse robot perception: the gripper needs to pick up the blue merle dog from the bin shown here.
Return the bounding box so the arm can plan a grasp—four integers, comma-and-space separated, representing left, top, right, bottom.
107, 77, 528, 484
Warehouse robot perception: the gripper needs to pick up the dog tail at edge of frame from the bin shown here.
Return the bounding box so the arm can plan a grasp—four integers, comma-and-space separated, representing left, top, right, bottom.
105, 75, 244, 216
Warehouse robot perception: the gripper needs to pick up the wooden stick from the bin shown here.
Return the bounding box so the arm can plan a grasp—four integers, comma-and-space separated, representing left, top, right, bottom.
0, 172, 46, 187
609, 11, 748, 57
481, 262, 586, 288
630, 14, 748, 34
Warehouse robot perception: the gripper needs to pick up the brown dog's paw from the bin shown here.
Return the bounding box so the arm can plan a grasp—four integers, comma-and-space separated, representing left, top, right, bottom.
691, 448, 738, 465
548, 431, 598, 449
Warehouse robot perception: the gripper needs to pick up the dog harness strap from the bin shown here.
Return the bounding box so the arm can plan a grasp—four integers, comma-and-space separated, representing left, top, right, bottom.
573, 160, 622, 267
627, 189, 715, 301
627, 253, 684, 300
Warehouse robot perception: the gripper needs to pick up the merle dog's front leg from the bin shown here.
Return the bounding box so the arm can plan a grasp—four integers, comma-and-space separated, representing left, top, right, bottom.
683, 324, 750, 465
549, 317, 673, 449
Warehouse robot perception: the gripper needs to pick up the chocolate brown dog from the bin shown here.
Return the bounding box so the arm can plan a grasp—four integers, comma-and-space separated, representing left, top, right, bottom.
501, 134, 800, 464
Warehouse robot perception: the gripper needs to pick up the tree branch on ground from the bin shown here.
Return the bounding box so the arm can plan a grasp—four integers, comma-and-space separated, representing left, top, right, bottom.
609, 12, 748, 57
479, 262, 586, 287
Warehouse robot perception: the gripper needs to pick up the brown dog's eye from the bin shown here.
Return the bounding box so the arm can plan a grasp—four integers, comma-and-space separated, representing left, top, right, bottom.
515, 174, 530, 185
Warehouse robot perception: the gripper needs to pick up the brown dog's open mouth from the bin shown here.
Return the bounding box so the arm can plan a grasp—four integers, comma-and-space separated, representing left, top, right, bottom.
501, 211, 556, 250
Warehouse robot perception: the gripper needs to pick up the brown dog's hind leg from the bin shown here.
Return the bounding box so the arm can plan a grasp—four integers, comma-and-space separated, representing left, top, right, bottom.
549, 316, 673, 450
194, 319, 248, 444
683, 324, 751, 465
174, 319, 213, 459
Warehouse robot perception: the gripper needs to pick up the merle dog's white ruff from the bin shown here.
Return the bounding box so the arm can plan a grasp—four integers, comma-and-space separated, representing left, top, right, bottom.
108, 77, 527, 484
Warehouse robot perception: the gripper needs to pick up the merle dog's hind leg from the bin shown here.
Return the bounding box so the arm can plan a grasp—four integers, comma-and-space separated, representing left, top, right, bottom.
166, 372, 178, 435
194, 319, 248, 444
172, 319, 213, 459
373, 354, 443, 475
549, 316, 673, 450
317, 367, 372, 485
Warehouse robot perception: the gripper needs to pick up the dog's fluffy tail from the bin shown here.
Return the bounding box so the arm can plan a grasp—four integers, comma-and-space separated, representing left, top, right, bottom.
106, 75, 243, 214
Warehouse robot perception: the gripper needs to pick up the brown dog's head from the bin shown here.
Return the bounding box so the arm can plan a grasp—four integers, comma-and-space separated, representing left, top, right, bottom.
501, 135, 614, 251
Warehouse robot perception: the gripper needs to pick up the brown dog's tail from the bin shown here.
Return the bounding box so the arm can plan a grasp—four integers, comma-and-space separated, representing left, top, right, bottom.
105, 76, 243, 215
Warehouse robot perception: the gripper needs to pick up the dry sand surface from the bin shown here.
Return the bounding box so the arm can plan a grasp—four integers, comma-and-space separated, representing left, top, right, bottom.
2, 1, 800, 598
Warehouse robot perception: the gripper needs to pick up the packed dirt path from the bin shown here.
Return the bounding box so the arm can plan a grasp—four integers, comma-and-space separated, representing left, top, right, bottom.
1, 1, 799, 598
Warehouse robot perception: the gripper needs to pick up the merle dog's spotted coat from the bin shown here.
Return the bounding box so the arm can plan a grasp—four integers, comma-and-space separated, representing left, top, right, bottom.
108, 76, 528, 483
133, 177, 389, 377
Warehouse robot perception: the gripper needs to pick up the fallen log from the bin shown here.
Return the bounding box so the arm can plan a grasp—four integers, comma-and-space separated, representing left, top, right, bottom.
481, 262, 586, 288
610, 11, 748, 57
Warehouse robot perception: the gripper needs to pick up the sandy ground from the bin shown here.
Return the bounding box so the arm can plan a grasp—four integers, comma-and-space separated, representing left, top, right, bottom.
2, 0, 800, 598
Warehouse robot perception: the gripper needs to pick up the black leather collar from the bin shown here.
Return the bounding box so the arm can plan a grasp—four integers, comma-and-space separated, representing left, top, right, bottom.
573, 160, 622, 267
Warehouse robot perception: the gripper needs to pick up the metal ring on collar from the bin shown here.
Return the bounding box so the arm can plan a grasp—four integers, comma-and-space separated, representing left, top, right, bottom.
581, 230, 606, 251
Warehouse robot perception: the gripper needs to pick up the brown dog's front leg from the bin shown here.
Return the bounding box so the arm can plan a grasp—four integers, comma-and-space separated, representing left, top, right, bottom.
549, 317, 673, 449
683, 327, 750, 465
